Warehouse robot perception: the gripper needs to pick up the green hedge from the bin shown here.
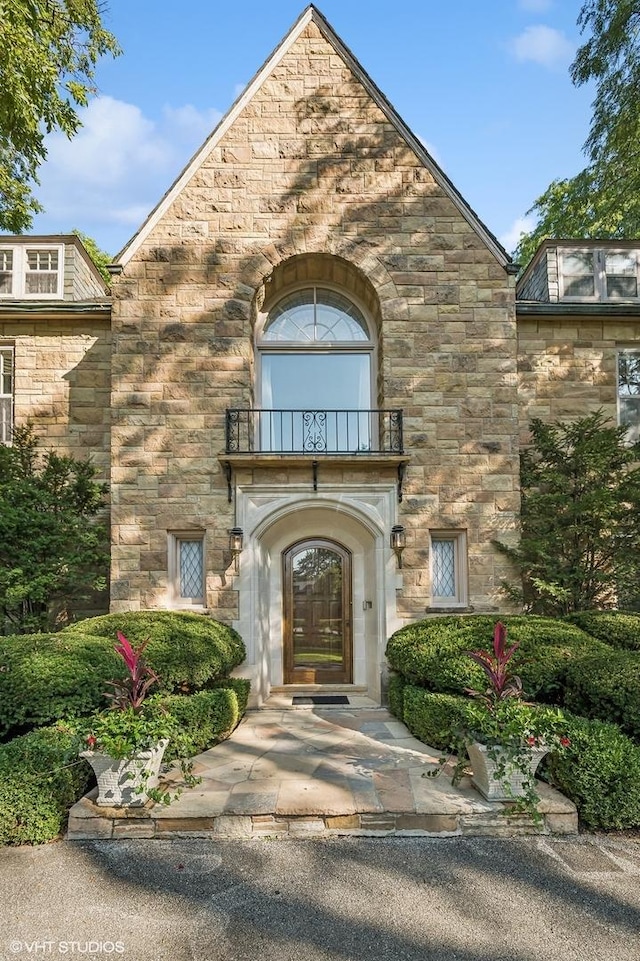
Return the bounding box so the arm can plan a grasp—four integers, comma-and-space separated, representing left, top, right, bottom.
0, 724, 92, 846
546, 714, 640, 831
0, 682, 251, 846
157, 681, 251, 763
64, 611, 246, 689
0, 611, 246, 738
386, 614, 610, 703
401, 686, 469, 751
564, 611, 640, 651
0, 632, 121, 738
387, 674, 406, 722
563, 650, 640, 741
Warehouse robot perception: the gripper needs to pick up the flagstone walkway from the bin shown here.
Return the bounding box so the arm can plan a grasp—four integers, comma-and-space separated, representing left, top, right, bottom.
67, 706, 578, 840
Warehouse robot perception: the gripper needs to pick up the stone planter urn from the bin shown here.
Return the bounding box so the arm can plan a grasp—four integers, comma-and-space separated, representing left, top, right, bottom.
80, 739, 169, 807
467, 741, 549, 802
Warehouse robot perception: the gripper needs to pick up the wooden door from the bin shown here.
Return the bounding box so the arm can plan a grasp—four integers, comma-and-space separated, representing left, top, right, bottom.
283, 539, 352, 684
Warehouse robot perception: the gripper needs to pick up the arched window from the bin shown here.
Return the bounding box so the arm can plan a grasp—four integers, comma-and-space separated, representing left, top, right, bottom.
256, 287, 375, 452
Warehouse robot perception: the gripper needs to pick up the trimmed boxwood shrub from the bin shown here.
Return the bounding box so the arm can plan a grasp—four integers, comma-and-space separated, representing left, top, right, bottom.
387, 673, 406, 722
0, 612, 246, 738
546, 714, 640, 831
0, 632, 121, 738
563, 650, 640, 741
564, 611, 640, 651
158, 683, 250, 763
386, 614, 610, 703
0, 723, 92, 846
401, 685, 469, 751
63, 611, 246, 689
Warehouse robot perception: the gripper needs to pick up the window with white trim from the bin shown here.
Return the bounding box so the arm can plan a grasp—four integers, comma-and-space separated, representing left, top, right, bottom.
257, 286, 375, 452
618, 349, 640, 444
559, 248, 640, 302
0, 348, 13, 444
430, 531, 467, 607
169, 532, 205, 606
0, 245, 63, 298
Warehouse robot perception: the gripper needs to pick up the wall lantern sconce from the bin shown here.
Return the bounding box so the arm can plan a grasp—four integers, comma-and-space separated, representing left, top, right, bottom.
229, 527, 244, 573
390, 524, 406, 569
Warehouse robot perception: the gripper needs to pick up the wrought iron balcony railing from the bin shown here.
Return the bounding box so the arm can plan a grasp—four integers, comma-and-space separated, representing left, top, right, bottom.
225, 408, 403, 455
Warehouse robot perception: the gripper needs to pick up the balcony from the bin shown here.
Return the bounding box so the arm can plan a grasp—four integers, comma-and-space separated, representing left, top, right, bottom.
225, 408, 403, 455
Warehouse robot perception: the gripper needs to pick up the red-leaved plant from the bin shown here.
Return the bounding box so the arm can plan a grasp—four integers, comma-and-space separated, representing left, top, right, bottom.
104, 631, 160, 712
466, 621, 523, 707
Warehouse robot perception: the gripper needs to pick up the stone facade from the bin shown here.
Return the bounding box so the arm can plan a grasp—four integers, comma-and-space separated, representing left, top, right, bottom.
110, 14, 520, 654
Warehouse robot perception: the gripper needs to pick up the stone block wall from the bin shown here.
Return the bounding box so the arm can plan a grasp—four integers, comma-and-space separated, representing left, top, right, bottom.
517, 313, 640, 440
110, 20, 520, 621
0, 316, 112, 474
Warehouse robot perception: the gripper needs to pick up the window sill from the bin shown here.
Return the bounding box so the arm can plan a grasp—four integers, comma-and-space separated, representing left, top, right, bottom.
425, 605, 474, 614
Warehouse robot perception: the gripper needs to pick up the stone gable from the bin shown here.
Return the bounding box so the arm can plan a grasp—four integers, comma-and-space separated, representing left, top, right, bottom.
111, 17, 519, 625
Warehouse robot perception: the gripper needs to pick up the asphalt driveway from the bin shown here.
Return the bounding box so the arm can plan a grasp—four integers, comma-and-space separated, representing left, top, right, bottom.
1, 836, 639, 961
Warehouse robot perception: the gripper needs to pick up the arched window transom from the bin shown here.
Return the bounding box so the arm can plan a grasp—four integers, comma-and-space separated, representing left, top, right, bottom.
263, 288, 369, 343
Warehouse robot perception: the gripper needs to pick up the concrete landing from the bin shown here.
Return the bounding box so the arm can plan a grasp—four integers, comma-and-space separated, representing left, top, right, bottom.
67, 708, 578, 840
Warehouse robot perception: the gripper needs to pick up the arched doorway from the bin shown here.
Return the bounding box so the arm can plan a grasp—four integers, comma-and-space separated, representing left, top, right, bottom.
283, 538, 352, 684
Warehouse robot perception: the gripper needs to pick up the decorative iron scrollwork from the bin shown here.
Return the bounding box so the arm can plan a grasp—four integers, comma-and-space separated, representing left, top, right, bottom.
302, 410, 328, 453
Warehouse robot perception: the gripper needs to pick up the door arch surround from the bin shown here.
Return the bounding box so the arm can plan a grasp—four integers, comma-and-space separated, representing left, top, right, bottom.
234, 485, 402, 705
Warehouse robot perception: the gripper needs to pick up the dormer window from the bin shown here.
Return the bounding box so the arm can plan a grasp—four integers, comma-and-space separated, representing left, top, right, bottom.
560, 251, 595, 299
559, 248, 640, 302
605, 252, 638, 299
0, 244, 63, 298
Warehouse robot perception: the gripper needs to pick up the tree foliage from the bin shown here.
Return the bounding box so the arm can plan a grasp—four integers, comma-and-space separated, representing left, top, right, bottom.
72, 229, 111, 283
0, 0, 120, 232
496, 411, 640, 615
0, 424, 109, 632
515, 1, 640, 266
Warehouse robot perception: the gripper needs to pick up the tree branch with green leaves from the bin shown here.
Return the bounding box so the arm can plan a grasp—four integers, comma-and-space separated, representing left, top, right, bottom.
0, 0, 120, 232
515, 1, 640, 267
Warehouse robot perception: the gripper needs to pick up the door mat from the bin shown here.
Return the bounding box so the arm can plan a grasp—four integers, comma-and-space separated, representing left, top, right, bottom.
292, 695, 350, 705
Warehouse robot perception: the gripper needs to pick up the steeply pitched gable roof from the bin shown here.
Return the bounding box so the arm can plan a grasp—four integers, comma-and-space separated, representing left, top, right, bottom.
114, 5, 511, 269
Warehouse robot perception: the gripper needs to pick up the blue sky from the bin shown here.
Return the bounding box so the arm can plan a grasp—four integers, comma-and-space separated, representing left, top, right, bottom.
30, 0, 593, 257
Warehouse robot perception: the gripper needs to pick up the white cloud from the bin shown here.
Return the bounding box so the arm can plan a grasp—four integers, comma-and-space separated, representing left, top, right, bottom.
518, 0, 553, 12
417, 136, 442, 166
162, 104, 222, 142
32, 95, 223, 252
499, 215, 535, 253
510, 25, 574, 68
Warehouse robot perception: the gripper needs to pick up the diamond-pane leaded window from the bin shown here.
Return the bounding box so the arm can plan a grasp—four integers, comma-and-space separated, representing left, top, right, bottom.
179, 539, 204, 599
432, 539, 456, 598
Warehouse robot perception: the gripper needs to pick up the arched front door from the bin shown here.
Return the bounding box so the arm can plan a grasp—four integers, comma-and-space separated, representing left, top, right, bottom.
283, 538, 352, 684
